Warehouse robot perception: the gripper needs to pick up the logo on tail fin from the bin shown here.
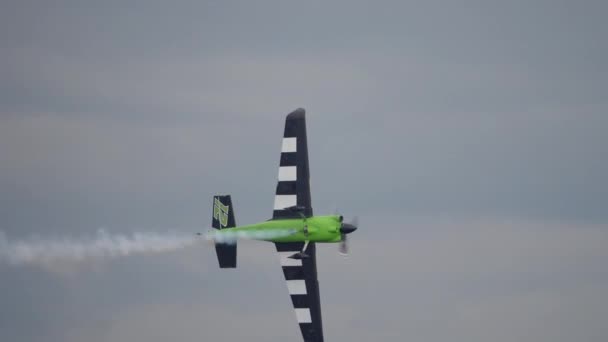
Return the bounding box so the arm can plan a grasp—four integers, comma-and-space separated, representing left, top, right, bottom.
214, 198, 229, 228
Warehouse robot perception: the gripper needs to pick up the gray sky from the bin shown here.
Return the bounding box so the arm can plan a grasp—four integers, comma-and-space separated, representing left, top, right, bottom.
1, 1, 607, 341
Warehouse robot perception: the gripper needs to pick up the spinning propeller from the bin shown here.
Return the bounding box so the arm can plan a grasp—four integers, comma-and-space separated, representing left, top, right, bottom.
338, 215, 358, 255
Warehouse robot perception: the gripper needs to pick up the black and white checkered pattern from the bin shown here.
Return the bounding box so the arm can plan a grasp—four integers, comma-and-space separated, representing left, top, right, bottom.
275, 242, 324, 342
272, 109, 324, 342
272, 108, 313, 219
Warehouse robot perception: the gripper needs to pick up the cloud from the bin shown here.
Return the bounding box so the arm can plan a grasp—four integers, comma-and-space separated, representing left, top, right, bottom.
1, 1, 608, 341
4, 217, 603, 342
315, 217, 608, 341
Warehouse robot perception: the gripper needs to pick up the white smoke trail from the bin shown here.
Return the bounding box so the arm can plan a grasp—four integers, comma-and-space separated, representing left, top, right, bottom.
0, 228, 297, 268
0, 230, 198, 267
204, 228, 297, 245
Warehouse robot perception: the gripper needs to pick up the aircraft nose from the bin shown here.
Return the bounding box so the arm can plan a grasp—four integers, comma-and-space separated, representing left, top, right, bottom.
340, 223, 357, 234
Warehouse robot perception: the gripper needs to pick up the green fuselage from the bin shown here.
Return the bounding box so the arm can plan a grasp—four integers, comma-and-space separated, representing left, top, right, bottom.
221, 215, 343, 243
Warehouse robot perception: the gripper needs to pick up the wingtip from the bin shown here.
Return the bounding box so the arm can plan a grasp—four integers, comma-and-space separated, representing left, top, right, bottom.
286, 108, 306, 120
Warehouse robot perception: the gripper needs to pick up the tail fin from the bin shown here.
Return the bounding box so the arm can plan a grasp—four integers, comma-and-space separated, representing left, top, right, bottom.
212, 195, 237, 268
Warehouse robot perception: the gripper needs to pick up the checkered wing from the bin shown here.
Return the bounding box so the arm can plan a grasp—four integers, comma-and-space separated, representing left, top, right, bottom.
275, 242, 324, 342
272, 108, 313, 219
273, 109, 324, 342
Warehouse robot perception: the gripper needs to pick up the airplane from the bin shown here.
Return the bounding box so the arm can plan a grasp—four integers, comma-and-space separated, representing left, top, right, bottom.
202, 108, 358, 342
